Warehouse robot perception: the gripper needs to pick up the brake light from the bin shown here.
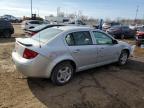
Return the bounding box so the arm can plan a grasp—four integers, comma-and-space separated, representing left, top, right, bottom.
31, 32, 36, 36
136, 32, 144, 36
23, 48, 38, 59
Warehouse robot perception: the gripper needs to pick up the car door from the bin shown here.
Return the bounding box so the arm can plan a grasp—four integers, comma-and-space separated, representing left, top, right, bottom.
92, 31, 119, 63
65, 31, 98, 69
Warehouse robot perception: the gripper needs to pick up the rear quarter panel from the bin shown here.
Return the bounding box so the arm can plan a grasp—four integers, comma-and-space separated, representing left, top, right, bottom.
38, 34, 77, 76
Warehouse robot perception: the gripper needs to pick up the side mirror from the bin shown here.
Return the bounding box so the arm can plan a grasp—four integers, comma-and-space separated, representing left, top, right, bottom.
112, 39, 118, 44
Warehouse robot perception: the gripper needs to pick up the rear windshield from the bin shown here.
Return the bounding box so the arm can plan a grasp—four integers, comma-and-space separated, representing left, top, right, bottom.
137, 27, 144, 32
110, 26, 121, 29
31, 24, 48, 31
32, 28, 63, 42
31, 24, 64, 31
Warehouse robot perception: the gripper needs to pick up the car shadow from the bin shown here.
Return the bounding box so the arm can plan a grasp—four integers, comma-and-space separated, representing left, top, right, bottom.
27, 59, 144, 108
0, 35, 25, 43
0, 37, 15, 43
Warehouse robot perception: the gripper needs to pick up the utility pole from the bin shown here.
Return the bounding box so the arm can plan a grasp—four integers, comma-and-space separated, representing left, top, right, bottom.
142, 12, 144, 25
57, 7, 60, 17
31, 0, 33, 18
134, 5, 139, 24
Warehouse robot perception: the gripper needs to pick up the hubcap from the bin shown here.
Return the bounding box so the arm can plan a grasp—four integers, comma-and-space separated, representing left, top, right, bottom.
120, 53, 128, 64
57, 66, 72, 83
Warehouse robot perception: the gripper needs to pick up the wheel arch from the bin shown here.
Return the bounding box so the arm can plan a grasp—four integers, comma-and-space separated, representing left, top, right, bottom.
47, 58, 77, 78
122, 48, 130, 57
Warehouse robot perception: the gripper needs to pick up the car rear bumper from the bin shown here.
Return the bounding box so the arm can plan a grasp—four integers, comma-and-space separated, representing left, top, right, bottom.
12, 51, 51, 78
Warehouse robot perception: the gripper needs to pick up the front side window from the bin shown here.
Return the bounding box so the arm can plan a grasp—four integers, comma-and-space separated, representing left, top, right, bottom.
93, 31, 113, 45
65, 31, 93, 46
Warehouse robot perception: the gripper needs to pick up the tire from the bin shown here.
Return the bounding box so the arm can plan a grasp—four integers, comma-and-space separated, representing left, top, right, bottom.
118, 50, 128, 65
51, 62, 74, 86
3, 30, 11, 38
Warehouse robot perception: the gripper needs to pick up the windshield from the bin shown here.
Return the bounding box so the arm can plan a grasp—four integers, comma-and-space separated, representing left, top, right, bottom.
32, 28, 63, 42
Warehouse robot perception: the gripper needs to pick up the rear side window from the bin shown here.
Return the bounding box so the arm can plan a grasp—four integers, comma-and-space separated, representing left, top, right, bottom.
65, 31, 93, 46
93, 31, 113, 44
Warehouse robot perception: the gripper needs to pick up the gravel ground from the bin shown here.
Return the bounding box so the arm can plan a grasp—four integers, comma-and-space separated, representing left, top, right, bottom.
0, 25, 144, 108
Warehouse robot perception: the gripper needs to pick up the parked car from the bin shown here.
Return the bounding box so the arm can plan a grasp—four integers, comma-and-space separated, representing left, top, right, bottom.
68, 20, 86, 25
21, 20, 44, 30
12, 26, 131, 85
135, 27, 144, 46
107, 25, 136, 39
102, 22, 120, 31
0, 19, 14, 38
1, 14, 22, 23
25, 24, 65, 37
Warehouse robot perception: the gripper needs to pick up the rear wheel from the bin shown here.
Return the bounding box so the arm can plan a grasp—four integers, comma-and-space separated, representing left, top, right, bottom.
51, 62, 74, 86
118, 50, 128, 65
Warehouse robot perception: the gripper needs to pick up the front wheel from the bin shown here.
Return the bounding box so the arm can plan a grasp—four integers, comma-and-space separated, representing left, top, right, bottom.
51, 62, 74, 86
118, 50, 128, 65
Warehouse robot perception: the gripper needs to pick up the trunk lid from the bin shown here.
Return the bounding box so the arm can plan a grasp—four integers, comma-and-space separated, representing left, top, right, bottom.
14, 38, 43, 57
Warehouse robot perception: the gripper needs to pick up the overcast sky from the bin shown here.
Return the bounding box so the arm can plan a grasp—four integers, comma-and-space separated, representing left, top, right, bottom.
0, 0, 144, 19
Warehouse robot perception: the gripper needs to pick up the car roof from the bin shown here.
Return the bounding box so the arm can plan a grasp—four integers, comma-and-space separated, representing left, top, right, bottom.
52, 26, 93, 31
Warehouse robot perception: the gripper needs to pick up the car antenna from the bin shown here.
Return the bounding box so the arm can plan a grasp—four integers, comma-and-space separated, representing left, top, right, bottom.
39, 32, 41, 48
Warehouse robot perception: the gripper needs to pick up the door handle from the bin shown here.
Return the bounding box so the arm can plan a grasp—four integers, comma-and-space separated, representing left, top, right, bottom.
73, 49, 80, 53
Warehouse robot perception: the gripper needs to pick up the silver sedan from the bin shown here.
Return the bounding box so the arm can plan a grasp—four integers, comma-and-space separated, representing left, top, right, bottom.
12, 26, 132, 85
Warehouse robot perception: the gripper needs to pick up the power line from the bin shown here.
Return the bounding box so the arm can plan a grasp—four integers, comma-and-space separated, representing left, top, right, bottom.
134, 5, 139, 24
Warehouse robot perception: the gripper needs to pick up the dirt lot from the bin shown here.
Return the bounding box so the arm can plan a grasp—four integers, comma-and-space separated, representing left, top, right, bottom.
0, 24, 144, 108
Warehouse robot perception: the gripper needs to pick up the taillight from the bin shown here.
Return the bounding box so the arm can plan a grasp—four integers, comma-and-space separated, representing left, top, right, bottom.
23, 48, 38, 59
31, 32, 36, 36
136, 32, 144, 36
